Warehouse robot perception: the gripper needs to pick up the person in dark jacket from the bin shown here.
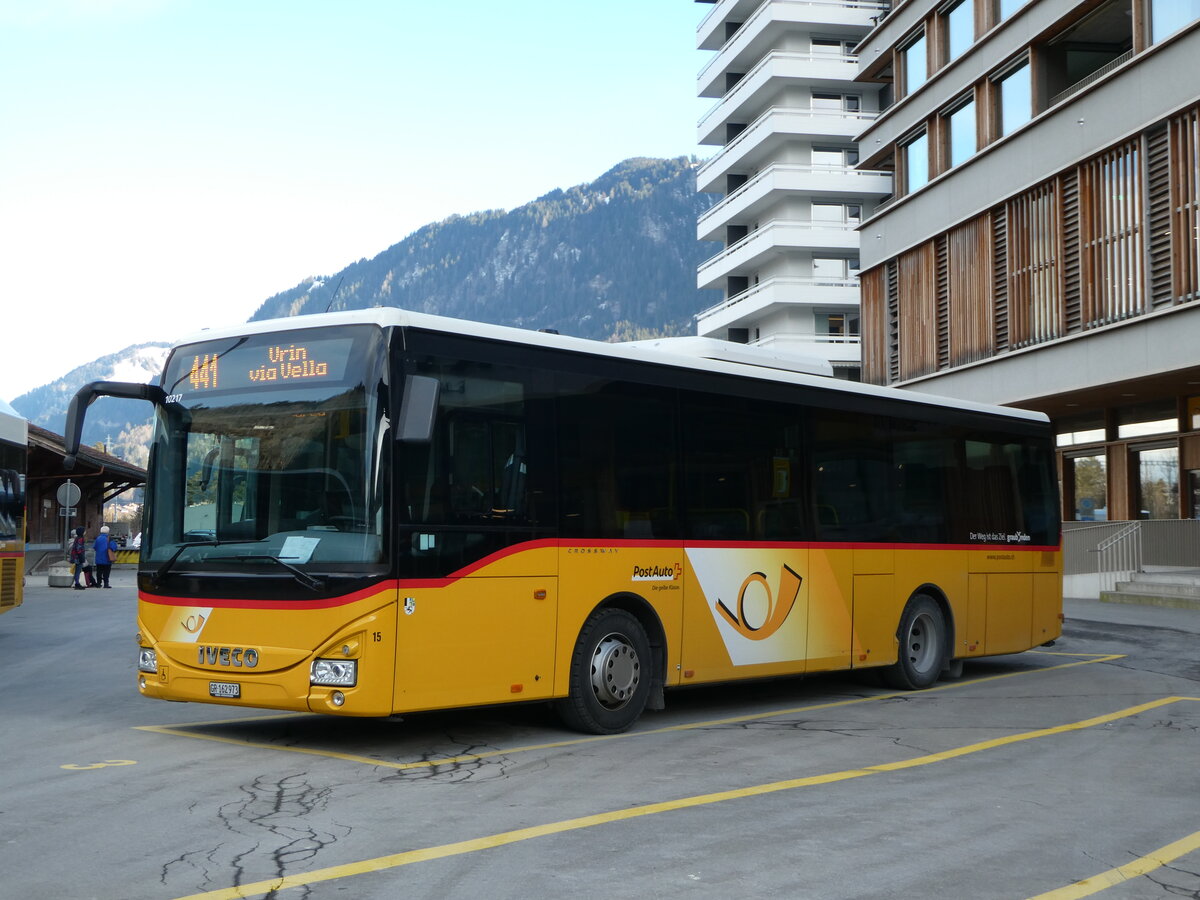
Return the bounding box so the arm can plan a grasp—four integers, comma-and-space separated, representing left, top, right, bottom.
68, 526, 87, 590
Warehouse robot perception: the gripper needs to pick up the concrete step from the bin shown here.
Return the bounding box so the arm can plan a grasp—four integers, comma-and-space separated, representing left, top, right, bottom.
1100, 589, 1200, 611
1114, 579, 1200, 599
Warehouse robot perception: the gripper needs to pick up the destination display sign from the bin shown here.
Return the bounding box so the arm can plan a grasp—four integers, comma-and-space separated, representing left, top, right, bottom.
163, 334, 357, 398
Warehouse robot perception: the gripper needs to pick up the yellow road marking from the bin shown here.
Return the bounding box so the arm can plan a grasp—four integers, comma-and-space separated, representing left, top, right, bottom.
139, 652, 1124, 771
1028, 827, 1200, 899
171, 693, 1197, 900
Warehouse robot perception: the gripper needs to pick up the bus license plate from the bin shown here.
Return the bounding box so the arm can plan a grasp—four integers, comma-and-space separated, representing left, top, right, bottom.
209, 681, 240, 698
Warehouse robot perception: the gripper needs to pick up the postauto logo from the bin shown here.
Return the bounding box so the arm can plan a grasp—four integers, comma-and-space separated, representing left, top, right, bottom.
687, 549, 807, 666
715, 565, 802, 642
632, 562, 682, 582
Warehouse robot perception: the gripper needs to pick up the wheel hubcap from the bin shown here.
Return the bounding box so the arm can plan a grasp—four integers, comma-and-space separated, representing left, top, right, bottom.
590, 632, 640, 710
905, 611, 939, 675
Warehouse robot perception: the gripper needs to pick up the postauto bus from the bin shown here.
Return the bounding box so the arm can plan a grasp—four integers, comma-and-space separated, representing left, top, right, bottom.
64, 310, 1061, 733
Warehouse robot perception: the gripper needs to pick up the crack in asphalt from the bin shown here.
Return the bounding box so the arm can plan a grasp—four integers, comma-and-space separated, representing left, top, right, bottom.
161, 772, 349, 900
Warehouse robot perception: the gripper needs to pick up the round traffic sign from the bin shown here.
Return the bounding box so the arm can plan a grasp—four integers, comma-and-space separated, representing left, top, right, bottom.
57, 481, 82, 508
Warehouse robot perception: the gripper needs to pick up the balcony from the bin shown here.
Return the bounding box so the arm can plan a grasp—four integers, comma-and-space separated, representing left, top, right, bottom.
697, 51, 860, 145
697, 0, 884, 97
698, 0, 888, 52
697, 163, 892, 241
697, 220, 861, 289
695, 274, 861, 334
696, 106, 878, 191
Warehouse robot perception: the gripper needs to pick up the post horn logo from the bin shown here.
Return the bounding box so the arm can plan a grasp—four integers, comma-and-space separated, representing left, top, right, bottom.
715, 564, 802, 641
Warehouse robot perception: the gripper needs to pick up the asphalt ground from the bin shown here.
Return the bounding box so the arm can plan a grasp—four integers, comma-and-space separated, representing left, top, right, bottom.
2, 568, 1198, 900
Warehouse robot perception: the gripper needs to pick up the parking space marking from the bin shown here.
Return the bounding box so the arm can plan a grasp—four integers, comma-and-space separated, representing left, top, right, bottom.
1028, 827, 1200, 899
137, 652, 1124, 771
170, 692, 1196, 900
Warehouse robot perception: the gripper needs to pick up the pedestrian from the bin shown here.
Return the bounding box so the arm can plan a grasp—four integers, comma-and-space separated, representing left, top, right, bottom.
68, 526, 87, 590
83, 545, 97, 587
94, 525, 114, 589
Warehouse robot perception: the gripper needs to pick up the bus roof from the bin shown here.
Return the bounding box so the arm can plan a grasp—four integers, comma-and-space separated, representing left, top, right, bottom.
173, 309, 1049, 425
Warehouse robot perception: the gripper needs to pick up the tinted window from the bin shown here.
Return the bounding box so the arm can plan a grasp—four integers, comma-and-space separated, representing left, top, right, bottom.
680, 393, 807, 541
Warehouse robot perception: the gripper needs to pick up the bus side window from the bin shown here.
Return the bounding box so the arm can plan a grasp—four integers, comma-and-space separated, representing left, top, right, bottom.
811, 411, 893, 542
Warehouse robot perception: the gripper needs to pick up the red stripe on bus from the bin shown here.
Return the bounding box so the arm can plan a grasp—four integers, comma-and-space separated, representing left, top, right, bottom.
137, 537, 1060, 608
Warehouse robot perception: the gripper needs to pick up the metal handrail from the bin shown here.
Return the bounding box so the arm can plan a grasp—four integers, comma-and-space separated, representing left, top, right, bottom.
1096, 521, 1142, 593
1049, 49, 1135, 108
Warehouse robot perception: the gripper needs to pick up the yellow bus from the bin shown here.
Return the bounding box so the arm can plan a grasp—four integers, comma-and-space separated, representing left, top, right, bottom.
0, 399, 27, 618
65, 310, 1061, 733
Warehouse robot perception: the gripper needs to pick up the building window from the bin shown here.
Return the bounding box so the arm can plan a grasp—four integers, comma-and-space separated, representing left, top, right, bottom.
813, 203, 862, 225
813, 257, 860, 280
945, 97, 977, 167
812, 38, 856, 56
812, 146, 859, 168
812, 92, 861, 113
997, 0, 1028, 21
1150, 0, 1200, 43
1135, 445, 1180, 519
1057, 411, 1106, 448
903, 131, 930, 193
903, 31, 928, 95
996, 60, 1032, 136
1117, 401, 1178, 440
817, 311, 860, 341
1068, 453, 1107, 521
944, 0, 975, 62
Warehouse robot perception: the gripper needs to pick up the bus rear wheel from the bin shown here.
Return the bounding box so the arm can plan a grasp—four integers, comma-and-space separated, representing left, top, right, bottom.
883, 594, 946, 690
554, 608, 651, 735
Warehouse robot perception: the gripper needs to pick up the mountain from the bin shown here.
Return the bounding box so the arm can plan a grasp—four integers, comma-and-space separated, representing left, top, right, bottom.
11, 344, 170, 467
14, 157, 719, 460
249, 157, 720, 337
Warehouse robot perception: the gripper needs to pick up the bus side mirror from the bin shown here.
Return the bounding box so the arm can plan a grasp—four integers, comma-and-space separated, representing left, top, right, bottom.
64, 381, 168, 470
396, 375, 439, 443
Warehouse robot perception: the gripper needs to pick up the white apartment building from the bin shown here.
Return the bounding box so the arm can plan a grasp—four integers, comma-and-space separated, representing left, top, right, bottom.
693, 0, 893, 379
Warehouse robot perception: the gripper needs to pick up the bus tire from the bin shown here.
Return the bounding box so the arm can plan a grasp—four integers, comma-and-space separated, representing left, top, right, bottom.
883, 594, 946, 690
554, 608, 651, 735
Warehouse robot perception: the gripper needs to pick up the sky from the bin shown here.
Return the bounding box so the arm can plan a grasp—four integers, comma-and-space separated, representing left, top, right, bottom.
0, 0, 708, 404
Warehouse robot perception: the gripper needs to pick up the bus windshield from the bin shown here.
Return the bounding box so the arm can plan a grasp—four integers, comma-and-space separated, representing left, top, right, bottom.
143, 325, 389, 593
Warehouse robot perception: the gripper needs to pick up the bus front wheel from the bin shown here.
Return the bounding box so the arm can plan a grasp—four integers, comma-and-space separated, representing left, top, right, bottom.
554, 608, 651, 735
883, 594, 946, 690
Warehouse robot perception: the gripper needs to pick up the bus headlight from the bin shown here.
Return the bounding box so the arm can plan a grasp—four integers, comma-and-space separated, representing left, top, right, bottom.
138, 648, 158, 673
311, 658, 357, 687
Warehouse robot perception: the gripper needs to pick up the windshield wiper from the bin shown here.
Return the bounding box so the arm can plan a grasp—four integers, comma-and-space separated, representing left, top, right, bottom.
209, 554, 326, 592
150, 538, 265, 589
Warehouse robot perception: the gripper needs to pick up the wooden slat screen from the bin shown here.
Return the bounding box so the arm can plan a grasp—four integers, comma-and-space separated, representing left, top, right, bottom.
992, 206, 1009, 352
898, 243, 938, 380
1170, 107, 1200, 302
860, 267, 888, 385
1061, 170, 1082, 331
947, 216, 993, 365
936, 234, 950, 369
1079, 139, 1144, 326
1007, 180, 1062, 346
887, 259, 900, 383
1146, 124, 1173, 307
